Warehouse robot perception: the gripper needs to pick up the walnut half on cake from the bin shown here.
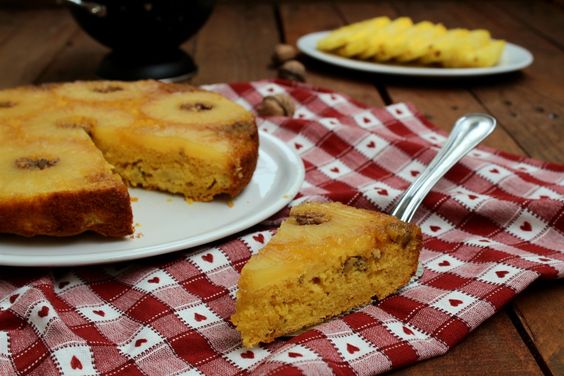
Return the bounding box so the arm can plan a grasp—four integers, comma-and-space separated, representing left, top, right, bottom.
232, 201, 422, 348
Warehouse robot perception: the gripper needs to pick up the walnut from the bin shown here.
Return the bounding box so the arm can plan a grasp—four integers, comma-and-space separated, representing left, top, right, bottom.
386, 222, 413, 248
179, 102, 213, 111
293, 211, 328, 225
91, 85, 124, 93
343, 256, 368, 273
15, 157, 60, 170
272, 44, 298, 65
256, 94, 295, 117
278, 60, 306, 82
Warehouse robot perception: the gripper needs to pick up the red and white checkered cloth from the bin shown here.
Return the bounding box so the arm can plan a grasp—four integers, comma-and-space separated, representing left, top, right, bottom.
1, 79, 563, 375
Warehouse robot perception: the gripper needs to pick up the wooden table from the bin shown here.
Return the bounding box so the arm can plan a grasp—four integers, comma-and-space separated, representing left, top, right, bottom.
0, 0, 562, 374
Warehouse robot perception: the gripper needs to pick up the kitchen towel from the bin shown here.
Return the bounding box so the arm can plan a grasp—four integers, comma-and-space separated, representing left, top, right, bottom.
1, 79, 562, 375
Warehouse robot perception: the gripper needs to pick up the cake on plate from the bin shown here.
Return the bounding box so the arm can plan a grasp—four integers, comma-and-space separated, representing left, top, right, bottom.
0, 81, 258, 237
232, 201, 422, 347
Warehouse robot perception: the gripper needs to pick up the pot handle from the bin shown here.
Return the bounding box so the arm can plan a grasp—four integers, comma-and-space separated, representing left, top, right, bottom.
63, 0, 107, 17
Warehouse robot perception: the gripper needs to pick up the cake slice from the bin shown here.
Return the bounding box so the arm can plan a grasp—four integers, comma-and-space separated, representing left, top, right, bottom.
0, 119, 132, 237
232, 201, 422, 347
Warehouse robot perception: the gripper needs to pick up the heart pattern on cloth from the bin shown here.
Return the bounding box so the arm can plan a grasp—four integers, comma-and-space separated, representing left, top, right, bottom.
362, 116, 371, 124
377, 188, 388, 196
9, 294, 18, 304
70, 355, 83, 370
520, 221, 532, 232
202, 253, 214, 263
468, 194, 478, 200
539, 258, 550, 262
2, 81, 563, 376
495, 271, 509, 278
93, 310, 105, 317
253, 234, 265, 244
346, 343, 360, 354
148, 277, 160, 284
402, 326, 414, 336
430, 225, 442, 232
194, 313, 207, 322
490, 168, 500, 174
38, 306, 49, 318
366, 140, 376, 148
294, 142, 303, 150
330, 167, 340, 173
410, 170, 420, 177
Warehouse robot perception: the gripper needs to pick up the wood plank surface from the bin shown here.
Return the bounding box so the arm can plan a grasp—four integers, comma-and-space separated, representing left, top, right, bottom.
0, 9, 76, 88
387, 0, 564, 163
191, 2, 278, 85
512, 281, 564, 375
390, 311, 543, 375
495, 0, 564, 51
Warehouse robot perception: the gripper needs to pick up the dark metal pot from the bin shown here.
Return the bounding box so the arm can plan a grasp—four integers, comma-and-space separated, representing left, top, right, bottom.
64, 0, 216, 80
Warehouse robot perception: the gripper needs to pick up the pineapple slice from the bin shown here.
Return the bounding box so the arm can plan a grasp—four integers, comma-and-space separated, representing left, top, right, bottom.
0, 87, 53, 120
419, 28, 470, 65
318, 16, 505, 68
357, 17, 413, 60
317, 17, 389, 51
395, 22, 447, 62
375, 20, 436, 62
52, 80, 159, 102
232, 201, 421, 347
141, 90, 253, 129
333, 17, 391, 58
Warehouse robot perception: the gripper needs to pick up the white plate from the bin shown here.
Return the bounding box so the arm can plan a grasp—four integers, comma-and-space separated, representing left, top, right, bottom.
298, 31, 534, 77
0, 132, 304, 267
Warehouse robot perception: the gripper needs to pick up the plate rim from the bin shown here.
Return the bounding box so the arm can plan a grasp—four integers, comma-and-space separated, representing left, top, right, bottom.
297, 31, 534, 77
0, 132, 304, 267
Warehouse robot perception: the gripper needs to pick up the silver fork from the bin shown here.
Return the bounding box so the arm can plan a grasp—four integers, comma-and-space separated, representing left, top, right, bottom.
391, 113, 496, 223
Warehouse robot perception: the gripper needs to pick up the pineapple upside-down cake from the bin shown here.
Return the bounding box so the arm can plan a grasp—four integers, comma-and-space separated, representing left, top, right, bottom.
0, 80, 258, 237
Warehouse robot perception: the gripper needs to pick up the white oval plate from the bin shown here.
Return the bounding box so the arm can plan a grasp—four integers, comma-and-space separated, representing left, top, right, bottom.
298, 31, 533, 77
0, 132, 304, 267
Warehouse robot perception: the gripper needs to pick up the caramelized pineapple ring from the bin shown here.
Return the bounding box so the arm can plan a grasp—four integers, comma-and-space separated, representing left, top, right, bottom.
0, 88, 53, 120
24, 106, 134, 138
141, 91, 253, 128
53, 80, 160, 102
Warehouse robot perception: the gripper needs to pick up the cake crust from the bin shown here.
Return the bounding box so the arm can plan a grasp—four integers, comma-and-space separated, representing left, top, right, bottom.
0, 187, 133, 237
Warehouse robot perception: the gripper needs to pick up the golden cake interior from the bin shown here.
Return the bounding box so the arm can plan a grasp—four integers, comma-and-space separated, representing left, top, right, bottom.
232, 201, 422, 348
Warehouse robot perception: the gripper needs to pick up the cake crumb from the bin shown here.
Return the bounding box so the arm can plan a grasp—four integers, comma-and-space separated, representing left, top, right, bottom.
130, 196, 139, 202
227, 199, 235, 208
166, 197, 173, 203
127, 231, 144, 240
185, 198, 194, 205
135, 223, 142, 227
